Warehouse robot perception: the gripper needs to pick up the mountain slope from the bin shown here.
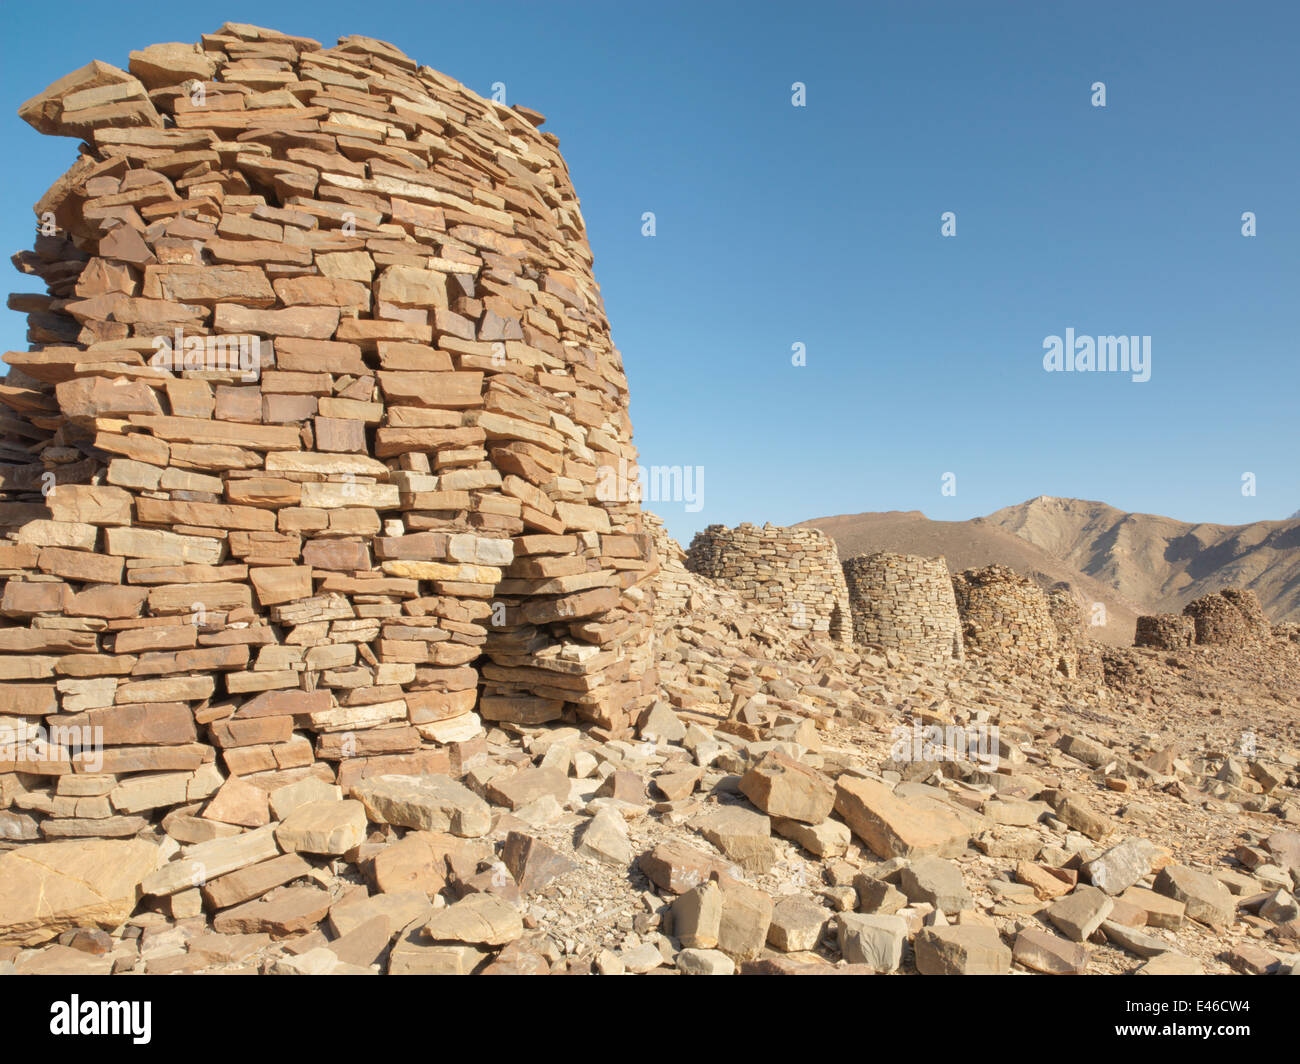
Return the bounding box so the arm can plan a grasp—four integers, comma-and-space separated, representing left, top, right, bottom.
799, 510, 1144, 646
983, 496, 1300, 623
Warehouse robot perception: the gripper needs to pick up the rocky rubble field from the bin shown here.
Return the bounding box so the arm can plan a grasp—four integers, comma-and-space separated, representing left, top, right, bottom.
2, 528, 1296, 976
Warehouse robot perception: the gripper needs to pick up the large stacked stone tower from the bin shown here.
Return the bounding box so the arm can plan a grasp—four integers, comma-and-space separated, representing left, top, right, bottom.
684, 523, 851, 643
841, 551, 963, 663
1137, 587, 1272, 650
0, 25, 657, 842
951, 564, 1060, 672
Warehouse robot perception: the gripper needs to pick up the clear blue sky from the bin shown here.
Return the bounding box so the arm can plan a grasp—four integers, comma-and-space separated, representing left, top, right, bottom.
2, 0, 1296, 545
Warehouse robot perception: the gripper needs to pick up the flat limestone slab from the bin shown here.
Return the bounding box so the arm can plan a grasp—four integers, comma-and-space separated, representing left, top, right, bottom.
142, 823, 281, 896
351, 774, 490, 837
0, 838, 159, 946
834, 776, 971, 859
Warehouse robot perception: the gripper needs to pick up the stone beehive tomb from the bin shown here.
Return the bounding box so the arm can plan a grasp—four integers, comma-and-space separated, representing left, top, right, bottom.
1137, 587, 1272, 650
840, 551, 962, 663
1133, 613, 1195, 650
950, 564, 1059, 669
684, 523, 851, 642
0, 24, 658, 844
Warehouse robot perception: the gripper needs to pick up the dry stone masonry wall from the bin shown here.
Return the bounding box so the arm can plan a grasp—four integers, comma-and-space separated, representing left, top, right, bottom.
840, 551, 963, 663
1044, 586, 1103, 683
951, 564, 1060, 671
684, 523, 852, 643
644, 512, 696, 627
1134, 613, 1196, 650
0, 25, 1296, 982
0, 24, 657, 844
1137, 587, 1273, 650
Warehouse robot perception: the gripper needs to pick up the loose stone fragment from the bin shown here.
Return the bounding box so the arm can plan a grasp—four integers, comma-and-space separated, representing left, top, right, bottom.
739, 750, 835, 824
715, 878, 773, 963
423, 894, 523, 947
352, 775, 490, 838
772, 816, 851, 858
1047, 886, 1114, 942
0, 839, 159, 946
899, 857, 972, 914
576, 808, 633, 867
1013, 926, 1090, 974
1099, 920, 1173, 959
1081, 838, 1157, 895
1153, 865, 1235, 930
837, 913, 907, 972
213, 886, 331, 937
639, 840, 727, 894
275, 800, 367, 856
914, 925, 1012, 975
672, 882, 723, 949
692, 805, 775, 874
768, 895, 830, 952
501, 831, 576, 893
834, 776, 971, 859
676, 948, 735, 975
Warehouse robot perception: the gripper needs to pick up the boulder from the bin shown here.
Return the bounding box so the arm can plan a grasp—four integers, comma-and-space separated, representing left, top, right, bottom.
351, 775, 490, 838
914, 924, 1011, 974
834, 776, 971, 859
739, 751, 835, 824
0, 838, 159, 946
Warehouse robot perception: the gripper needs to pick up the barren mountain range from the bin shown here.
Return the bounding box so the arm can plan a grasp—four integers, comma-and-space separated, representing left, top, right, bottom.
986, 496, 1300, 624
801, 496, 1300, 644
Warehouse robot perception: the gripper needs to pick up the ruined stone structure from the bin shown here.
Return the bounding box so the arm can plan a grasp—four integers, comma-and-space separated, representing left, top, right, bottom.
1044, 586, 1105, 683
1212, 589, 1271, 639
643, 511, 734, 631
840, 551, 963, 663
1182, 593, 1252, 647
1136, 587, 1272, 650
3, 24, 1298, 982
684, 523, 851, 642
1134, 613, 1195, 650
0, 26, 656, 843
644, 514, 688, 625
951, 564, 1060, 670
1274, 621, 1300, 645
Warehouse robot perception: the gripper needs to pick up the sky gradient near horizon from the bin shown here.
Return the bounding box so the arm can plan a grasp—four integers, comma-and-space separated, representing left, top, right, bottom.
1, 0, 1295, 545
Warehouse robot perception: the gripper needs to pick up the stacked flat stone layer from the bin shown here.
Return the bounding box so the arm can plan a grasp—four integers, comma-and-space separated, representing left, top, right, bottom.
1134, 613, 1195, 650
1137, 587, 1272, 650
840, 551, 962, 663
684, 523, 851, 642
644, 512, 692, 625
951, 564, 1059, 669
1044, 585, 1103, 683
0, 25, 655, 843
